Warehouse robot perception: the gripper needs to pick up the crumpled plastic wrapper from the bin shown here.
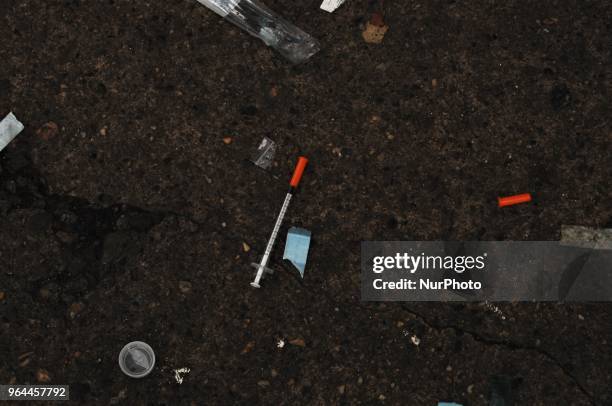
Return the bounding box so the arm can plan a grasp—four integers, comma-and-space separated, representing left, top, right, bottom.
0, 112, 24, 152
196, 0, 319, 63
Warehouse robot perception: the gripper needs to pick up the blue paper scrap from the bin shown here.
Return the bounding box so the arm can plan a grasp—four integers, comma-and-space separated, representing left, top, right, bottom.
438, 402, 463, 406
283, 227, 311, 277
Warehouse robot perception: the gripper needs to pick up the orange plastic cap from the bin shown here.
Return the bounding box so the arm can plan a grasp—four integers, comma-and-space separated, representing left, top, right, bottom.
289, 156, 309, 188
498, 193, 532, 207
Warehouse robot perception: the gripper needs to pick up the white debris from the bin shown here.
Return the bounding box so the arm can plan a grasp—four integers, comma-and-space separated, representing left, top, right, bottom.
410, 335, 421, 346
0, 112, 24, 152
251, 137, 277, 170
173, 367, 190, 384
276, 339, 285, 349
560, 225, 612, 250
320, 0, 347, 13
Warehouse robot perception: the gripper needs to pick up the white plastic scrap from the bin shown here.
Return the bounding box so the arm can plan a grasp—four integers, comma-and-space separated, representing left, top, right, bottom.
251, 137, 277, 170
276, 339, 285, 349
173, 367, 191, 384
195, 0, 239, 18
320, 0, 347, 13
0, 112, 24, 152
410, 335, 421, 346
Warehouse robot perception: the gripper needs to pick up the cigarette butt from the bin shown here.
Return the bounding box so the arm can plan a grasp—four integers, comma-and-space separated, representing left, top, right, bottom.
498, 193, 532, 207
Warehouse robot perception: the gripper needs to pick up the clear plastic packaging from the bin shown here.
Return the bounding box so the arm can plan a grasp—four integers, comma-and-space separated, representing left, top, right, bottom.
251, 137, 277, 170
196, 0, 320, 63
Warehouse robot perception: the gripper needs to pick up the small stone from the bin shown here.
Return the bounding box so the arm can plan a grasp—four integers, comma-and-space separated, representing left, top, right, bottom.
18, 353, 32, 367
378, 394, 386, 400
269, 86, 278, 97
396, 321, 404, 328
241, 341, 255, 354
362, 20, 389, 44
432, 78, 438, 88
357, 376, 363, 384
257, 380, 270, 388
467, 384, 474, 394
222, 137, 233, 145
337, 385, 345, 395
99, 127, 108, 136
578, 314, 584, 320
36, 369, 51, 383
36, 122, 59, 141
179, 281, 192, 293
446, 365, 452, 372
68, 302, 85, 319
289, 338, 306, 347
0, 291, 4, 301
242, 242, 250, 252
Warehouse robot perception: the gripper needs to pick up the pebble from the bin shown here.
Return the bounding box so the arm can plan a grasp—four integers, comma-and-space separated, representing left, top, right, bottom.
36, 122, 59, 141
222, 137, 233, 145
0, 291, 4, 301
36, 369, 51, 383
362, 20, 389, 44
257, 380, 270, 388
242, 242, 250, 252
68, 302, 85, 319
337, 385, 345, 395
289, 338, 306, 347
179, 281, 192, 293
378, 394, 386, 400
241, 341, 255, 354
467, 384, 474, 394
18, 352, 33, 367
99, 127, 108, 136
271, 369, 278, 378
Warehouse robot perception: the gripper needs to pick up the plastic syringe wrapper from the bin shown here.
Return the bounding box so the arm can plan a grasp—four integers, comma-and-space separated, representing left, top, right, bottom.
196, 0, 320, 63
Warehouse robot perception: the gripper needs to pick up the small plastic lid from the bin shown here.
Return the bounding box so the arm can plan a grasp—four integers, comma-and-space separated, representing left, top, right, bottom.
118, 341, 155, 378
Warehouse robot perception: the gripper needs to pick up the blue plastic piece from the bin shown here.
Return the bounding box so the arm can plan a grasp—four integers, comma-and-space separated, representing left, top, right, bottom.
438, 403, 463, 406
283, 227, 311, 277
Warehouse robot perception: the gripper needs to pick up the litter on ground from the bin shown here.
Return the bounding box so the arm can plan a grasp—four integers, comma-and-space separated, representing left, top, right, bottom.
497, 193, 532, 207
173, 367, 191, 384
560, 225, 612, 249
320, 0, 347, 13
0, 112, 24, 152
251, 137, 277, 170
251, 157, 309, 288
283, 227, 311, 277
195, 0, 320, 63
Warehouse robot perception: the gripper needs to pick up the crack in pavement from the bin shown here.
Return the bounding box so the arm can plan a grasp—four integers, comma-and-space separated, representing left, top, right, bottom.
398, 305, 597, 406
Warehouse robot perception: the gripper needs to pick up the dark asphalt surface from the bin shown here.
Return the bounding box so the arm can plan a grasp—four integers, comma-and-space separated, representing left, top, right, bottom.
1, 0, 611, 404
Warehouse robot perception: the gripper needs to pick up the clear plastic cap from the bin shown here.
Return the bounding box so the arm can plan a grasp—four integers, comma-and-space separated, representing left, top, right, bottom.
118, 341, 155, 378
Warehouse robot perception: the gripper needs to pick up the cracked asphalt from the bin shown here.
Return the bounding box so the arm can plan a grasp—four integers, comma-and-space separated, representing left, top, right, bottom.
1, 0, 611, 405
